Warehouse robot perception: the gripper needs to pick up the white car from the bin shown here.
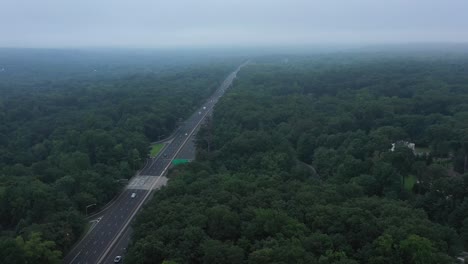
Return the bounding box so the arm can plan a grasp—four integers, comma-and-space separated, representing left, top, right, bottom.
114, 256, 122, 263
131, 193, 136, 198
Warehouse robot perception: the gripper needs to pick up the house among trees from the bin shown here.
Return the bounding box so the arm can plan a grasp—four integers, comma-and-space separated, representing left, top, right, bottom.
391, 141, 416, 154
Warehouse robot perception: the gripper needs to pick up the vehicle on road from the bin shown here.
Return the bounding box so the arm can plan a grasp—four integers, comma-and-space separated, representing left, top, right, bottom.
61, 64, 246, 264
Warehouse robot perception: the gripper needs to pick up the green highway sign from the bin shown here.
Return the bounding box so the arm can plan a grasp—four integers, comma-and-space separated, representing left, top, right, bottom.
172, 159, 190, 165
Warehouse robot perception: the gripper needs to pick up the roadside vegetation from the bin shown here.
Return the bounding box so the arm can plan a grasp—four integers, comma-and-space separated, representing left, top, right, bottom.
0, 51, 240, 262
127, 52, 468, 264
150, 144, 165, 158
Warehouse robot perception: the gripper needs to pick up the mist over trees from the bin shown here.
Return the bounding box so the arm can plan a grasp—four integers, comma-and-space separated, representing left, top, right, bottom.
0, 52, 241, 262
1, 49, 468, 263
126, 52, 468, 263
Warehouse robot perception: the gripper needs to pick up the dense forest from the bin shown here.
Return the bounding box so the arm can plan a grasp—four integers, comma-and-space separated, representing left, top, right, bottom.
0, 48, 245, 84
127, 53, 468, 263
0, 51, 241, 263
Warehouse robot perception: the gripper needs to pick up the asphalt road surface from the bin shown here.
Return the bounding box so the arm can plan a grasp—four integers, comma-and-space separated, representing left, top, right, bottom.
63, 62, 248, 264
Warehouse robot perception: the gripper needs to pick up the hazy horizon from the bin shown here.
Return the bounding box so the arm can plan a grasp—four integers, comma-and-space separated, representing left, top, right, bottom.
1, 0, 467, 49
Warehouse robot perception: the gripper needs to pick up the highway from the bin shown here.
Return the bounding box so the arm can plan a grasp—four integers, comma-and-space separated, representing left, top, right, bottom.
63, 61, 248, 264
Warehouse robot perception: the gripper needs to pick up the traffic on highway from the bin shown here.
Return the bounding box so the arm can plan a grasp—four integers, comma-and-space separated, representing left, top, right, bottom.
63, 62, 248, 264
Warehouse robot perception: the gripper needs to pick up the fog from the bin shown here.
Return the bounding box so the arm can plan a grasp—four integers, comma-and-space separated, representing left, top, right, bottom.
1, 0, 467, 48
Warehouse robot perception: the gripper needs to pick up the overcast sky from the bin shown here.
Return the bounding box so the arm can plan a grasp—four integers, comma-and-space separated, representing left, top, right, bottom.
1, 0, 467, 48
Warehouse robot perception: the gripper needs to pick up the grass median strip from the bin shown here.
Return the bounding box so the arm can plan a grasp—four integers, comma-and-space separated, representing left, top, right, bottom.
149, 143, 164, 158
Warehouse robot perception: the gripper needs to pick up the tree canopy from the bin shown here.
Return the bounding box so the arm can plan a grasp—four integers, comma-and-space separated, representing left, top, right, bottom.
127, 52, 468, 263
0, 51, 241, 261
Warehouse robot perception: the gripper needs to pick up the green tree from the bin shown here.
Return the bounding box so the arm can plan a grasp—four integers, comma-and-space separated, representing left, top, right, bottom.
202, 239, 244, 264
399, 235, 436, 264
16, 232, 61, 264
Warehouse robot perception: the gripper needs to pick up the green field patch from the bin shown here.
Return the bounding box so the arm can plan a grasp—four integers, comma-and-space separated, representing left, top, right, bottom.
150, 143, 164, 158
83, 222, 92, 234
404, 175, 417, 191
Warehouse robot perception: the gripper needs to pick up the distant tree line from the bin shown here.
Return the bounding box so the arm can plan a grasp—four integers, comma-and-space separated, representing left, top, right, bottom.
126, 53, 468, 263
0, 59, 239, 263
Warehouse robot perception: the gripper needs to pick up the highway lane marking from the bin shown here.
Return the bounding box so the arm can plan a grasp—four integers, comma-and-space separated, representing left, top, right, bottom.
97, 176, 166, 263
95, 64, 247, 264
69, 250, 83, 264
